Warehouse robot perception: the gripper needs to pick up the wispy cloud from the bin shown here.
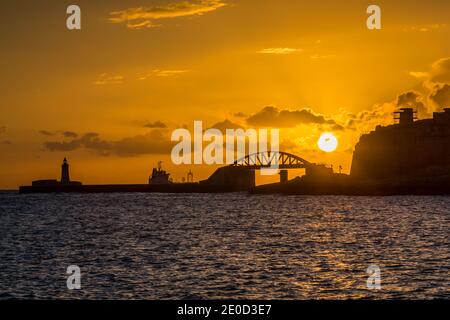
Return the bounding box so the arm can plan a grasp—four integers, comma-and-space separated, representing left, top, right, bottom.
140, 69, 191, 80
402, 23, 447, 33
257, 48, 303, 55
127, 20, 159, 30
154, 69, 191, 77
144, 121, 167, 129
38, 130, 57, 136
409, 71, 430, 79
63, 131, 78, 138
109, 0, 227, 29
95, 73, 124, 85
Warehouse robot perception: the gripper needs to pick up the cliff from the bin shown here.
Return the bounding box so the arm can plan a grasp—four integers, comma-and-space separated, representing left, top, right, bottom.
350, 108, 450, 183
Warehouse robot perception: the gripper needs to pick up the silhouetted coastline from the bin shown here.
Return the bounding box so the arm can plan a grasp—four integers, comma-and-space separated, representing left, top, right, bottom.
19, 108, 450, 195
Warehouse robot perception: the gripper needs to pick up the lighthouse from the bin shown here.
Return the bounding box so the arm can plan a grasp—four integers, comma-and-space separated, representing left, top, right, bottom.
61, 158, 70, 185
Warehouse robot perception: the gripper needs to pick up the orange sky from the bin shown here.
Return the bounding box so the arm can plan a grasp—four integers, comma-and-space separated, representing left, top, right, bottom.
0, 0, 449, 188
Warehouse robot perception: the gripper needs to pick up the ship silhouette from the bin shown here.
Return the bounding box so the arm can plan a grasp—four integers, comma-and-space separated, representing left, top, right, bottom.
149, 161, 172, 185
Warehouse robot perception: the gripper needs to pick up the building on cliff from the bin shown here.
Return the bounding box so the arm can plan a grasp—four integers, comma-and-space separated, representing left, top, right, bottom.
350, 108, 450, 182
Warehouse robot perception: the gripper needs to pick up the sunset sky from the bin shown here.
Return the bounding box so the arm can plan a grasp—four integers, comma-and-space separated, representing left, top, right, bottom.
1, 0, 449, 188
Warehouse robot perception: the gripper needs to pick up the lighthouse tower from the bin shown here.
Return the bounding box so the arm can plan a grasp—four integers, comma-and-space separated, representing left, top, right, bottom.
61, 158, 70, 185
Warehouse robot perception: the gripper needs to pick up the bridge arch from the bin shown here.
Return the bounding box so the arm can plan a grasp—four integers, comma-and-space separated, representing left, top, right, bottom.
231, 151, 311, 170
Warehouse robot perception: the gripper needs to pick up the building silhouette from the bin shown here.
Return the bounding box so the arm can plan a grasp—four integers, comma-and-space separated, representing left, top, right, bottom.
61, 158, 70, 185
187, 170, 194, 183
32, 158, 82, 187
351, 108, 450, 181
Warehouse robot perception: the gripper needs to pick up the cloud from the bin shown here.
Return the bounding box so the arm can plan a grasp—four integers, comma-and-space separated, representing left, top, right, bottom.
208, 119, 243, 132
113, 131, 173, 156
144, 121, 167, 129
39, 130, 78, 138
409, 71, 429, 79
331, 124, 345, 131
153, 69, 191, 78
257, 48, 303, 55
336, 100, 401, 134
246, 106, 334, 128
232, 112, 247, 118
139, 70, 191, 80
430, 57, 450, 83
127, 20, 159, 30
309, 54, 334, 60
396, 91, 429, 117
402, 24, 447, 33
0, 126, 6, 135
338, 90, 435, 132
409, 57, 450, 84
44, 130, 173, 157
63, 131, 78, 138
39, 130, 57, 136
109, 0, 226, 29
1, 140, 11, 145
44, 139, 83, 152
429, 83, 450, 108
95, 73, 124, 85
407, 57, 450, 111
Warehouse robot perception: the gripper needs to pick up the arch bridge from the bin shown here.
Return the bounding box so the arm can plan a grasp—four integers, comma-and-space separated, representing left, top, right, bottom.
231, 151, 312, 170
203, 151, 329, 189
229, 151, 317, 184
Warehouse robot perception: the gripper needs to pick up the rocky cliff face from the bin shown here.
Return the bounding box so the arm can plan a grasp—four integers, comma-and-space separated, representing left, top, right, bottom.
351, 109, 450, 182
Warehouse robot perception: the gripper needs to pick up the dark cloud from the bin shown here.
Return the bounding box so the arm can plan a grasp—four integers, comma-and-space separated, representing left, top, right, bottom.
331, 124, 345, 131
44, 130, 173, 157
39, 130, 79, 138
45, 132, 111, 154
79, 133, 113, 153
429, 83, 450, 108
44, 139, 82, 152
63, 131, 78, 138
430, 57, 450, 83
344, 118, 357, 130
208, 119, 243, 132
396, 91, 429, 117
39, 130, 57, 136
246, 106, 334, 128
357, 110, 380, 121
113, 130, 172, 156
144, 121, 167, 129
232, 112, 247, 118
1, 140, 11, 145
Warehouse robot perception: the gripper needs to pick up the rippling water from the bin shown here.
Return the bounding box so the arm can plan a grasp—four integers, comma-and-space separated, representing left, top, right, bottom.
0, 192, 448, 299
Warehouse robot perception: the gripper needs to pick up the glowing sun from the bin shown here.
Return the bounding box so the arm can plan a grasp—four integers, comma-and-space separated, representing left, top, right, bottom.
318, 132, 338, 153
